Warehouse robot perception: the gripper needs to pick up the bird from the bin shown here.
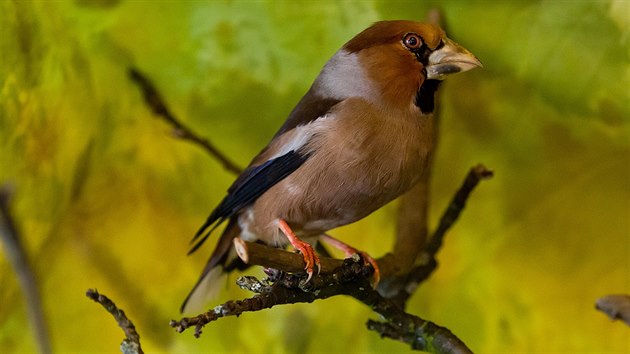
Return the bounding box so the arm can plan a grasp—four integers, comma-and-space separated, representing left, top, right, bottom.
181, 20, 481, 314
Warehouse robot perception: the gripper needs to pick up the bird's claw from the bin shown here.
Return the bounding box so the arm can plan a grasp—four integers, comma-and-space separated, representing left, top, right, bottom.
277, 219, 321, 284
294, 241, 321, 283
318, 234, 380, 288
357, 251, 380, 288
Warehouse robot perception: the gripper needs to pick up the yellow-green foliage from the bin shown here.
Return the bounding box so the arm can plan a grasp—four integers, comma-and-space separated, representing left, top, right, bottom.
1, 1, 628, 352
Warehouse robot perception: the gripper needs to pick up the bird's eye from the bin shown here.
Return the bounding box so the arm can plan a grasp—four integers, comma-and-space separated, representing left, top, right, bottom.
403, 33, 423, 50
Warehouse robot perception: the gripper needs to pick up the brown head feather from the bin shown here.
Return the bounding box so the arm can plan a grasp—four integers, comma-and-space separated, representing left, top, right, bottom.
344, 20, 444, 53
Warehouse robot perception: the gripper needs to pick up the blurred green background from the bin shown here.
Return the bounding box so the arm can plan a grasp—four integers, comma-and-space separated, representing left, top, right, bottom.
1, 0, 628, 352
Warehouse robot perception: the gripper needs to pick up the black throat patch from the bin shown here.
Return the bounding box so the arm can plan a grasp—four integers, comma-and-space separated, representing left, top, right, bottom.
415, 79, 440, 114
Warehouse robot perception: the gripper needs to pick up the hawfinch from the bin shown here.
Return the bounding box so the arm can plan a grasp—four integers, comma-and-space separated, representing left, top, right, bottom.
182, 20, 481, 313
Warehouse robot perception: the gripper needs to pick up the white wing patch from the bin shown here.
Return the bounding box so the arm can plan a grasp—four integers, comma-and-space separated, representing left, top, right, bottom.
266, 113, 333, 160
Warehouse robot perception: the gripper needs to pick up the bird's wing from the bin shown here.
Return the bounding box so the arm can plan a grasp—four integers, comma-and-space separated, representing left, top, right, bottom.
188, 94, 341, 254
189, 149, 310, 254
273, 90, 341, 138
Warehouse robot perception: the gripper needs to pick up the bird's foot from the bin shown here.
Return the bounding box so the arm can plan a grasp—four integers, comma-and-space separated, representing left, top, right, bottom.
277, 219, 321, 283
320, 234, 380, 288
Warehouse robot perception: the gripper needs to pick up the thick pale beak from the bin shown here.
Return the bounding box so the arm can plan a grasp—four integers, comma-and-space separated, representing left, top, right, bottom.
426, 37, 482, 80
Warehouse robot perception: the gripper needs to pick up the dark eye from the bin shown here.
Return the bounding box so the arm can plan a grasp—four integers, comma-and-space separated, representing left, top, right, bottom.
403, 33, 422, 50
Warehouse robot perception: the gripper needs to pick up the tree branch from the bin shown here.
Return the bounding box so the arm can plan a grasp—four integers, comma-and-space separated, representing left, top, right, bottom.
128, 68, 242, 175
86, 289, 144, 354
233, 237, 345, 273
0, 185, 52, 354
426, 164, 493, 255
170, 259, 472, 353
596, 294, 630, 327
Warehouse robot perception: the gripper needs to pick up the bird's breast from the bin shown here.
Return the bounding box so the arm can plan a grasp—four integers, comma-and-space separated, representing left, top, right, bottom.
246, 99, 435, 242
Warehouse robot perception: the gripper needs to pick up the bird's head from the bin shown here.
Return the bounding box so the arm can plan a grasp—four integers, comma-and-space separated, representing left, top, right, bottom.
316, 20, 482, 110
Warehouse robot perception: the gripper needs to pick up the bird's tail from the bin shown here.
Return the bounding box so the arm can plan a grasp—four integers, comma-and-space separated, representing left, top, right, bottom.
180, 218, 243, 314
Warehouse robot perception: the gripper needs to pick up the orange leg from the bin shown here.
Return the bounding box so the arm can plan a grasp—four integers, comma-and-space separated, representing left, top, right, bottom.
277, 219, 320, 282
320, 234, 380, 287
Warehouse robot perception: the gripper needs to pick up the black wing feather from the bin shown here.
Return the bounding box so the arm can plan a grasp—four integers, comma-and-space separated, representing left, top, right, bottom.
188, 149, 310, 254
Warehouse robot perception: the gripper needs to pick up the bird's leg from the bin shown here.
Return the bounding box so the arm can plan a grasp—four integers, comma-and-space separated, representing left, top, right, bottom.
319, 234, 380, 287
277, 219, 321, 283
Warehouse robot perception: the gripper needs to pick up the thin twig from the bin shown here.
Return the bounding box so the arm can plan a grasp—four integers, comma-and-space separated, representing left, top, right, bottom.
128, 67, 242, 175
0, 185, 52, 354
86, 289, 144, 354
426, 164, 493, 255
366, 320, 470, 353
596, 294, 630, 327
359, 295, 472, 354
